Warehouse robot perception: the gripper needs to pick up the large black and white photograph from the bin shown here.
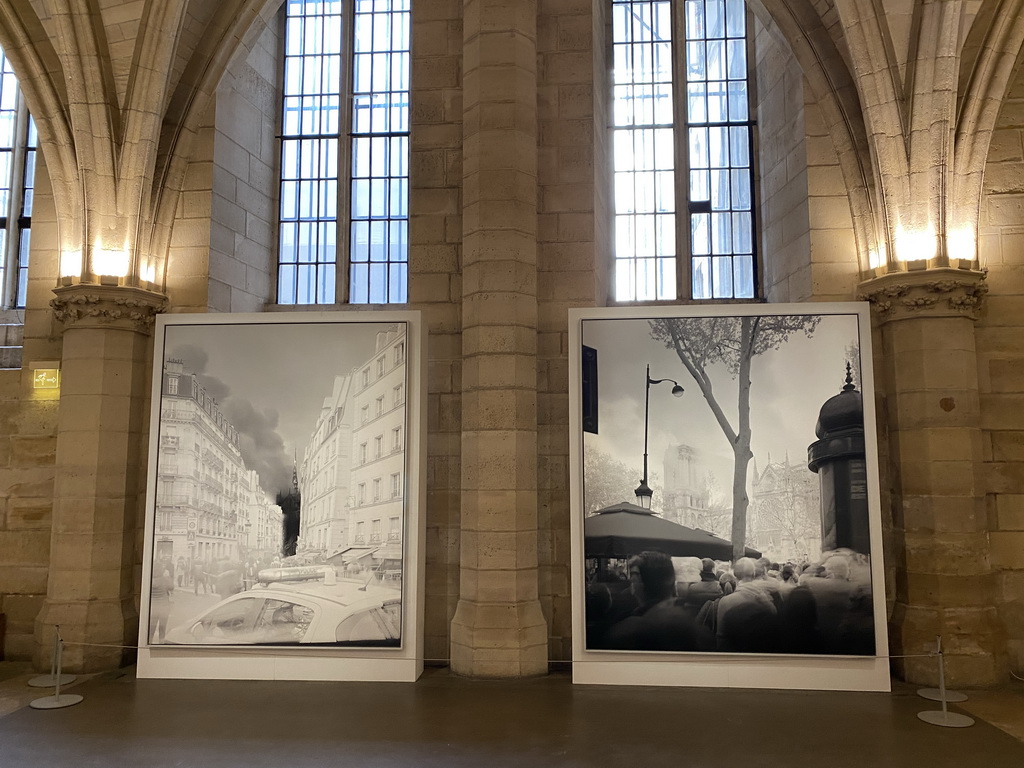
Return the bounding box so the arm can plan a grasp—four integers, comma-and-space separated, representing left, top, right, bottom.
143, 316, 411, 649
577, 305, 883, 660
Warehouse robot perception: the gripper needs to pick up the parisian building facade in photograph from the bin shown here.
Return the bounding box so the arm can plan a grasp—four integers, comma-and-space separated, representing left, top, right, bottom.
298, 327, 406, 572
155, 360, 283, 568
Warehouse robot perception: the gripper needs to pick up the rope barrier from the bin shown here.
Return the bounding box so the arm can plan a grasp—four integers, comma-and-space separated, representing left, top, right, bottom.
38, 629, 981, 728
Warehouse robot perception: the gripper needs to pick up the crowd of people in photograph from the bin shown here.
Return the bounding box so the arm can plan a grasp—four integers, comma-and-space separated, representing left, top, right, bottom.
585, 550, 874, 656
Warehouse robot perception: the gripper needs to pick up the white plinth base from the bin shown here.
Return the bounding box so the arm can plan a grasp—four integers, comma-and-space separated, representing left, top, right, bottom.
137, 647, 423, 683
572, 654, 891, 692
29, 694, 83, 710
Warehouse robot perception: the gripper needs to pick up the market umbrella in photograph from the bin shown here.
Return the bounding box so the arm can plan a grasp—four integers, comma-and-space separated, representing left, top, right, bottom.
584, 502, 761, 560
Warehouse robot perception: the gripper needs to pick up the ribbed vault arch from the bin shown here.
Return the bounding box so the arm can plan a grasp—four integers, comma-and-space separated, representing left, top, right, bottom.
0, 0, 284, 288
953, 0, 1024, 252
0, 2, 78, 246
147, 0, 283, 289
749, 0, 882, 275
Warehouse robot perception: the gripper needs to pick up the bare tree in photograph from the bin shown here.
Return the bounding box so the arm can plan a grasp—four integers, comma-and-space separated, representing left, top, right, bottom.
650, 315, 821, 560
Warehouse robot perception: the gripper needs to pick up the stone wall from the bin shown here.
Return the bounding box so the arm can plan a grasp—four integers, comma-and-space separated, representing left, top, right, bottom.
536, 0, 602, 662
209, 17, 280, 313
0, 369, 56, 660
165, 123, 215, 313
409, 0, 464, 664
753, 14, 810, 302
0, 154, 59, 661
978, 62, 1024, 677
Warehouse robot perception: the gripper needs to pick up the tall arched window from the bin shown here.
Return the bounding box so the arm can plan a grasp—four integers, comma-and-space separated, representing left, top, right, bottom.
612, 0, 756, 301
277, 0, 410, 305
0, 46, 35, 309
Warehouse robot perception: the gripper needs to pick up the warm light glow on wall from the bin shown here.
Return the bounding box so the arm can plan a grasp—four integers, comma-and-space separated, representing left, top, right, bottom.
140, 261, 156, 284
868, 243, 887, 270
92, 247, 130, 277
894, 226, 937, 262
59, 250, 82, 278
947, 226, 976, 262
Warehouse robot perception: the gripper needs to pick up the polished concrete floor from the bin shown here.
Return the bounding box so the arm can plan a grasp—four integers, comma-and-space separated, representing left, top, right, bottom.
0, 663, 1022, 767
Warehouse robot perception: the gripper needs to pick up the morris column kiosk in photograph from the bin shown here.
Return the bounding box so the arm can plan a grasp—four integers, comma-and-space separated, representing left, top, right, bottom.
808, 365, 870, 555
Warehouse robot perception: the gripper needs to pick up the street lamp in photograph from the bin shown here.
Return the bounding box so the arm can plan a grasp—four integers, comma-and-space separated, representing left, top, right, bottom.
634, 364, 684, 510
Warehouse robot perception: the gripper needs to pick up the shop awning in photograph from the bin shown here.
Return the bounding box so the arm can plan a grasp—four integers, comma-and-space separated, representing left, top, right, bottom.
584, 502, 761, 561
325, 546, 380, 565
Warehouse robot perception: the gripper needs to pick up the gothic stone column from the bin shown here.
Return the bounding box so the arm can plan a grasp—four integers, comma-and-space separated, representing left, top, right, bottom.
449, 0, 548, 676
860, 269, 1005, 686
34, 285, 166, 672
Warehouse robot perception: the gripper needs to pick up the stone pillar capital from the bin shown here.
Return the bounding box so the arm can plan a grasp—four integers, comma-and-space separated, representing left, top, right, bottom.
50, 284, 168, 334
857, 268, 988, 322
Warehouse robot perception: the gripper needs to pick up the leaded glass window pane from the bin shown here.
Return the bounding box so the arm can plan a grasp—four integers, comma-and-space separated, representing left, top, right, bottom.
682, 0, 755, 299
0, 46, 33, 309
277, 0, 409, 305
612, 0, 756, 301
612, 0, 677, 301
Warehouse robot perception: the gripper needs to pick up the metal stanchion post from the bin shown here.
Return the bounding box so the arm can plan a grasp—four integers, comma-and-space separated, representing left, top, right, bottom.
27, 625, 77, 688
917, 636, 973, 728
30, 628, 83, 710
917, 636, 967, 703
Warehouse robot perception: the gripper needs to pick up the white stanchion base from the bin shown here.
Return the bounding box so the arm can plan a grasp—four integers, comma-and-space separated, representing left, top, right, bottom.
917, 710, 974, 728
29, 694, 83, 710
27, 674, 77, 689
917, 687, 967, 703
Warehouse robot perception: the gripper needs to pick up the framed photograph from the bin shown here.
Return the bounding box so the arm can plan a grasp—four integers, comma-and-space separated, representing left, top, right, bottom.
569, 303, 889, 692
137, 311, 425, 682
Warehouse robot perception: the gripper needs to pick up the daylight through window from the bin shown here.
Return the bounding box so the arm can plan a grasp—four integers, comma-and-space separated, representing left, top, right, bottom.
278, 0, 410, 305
0, 46, 35, 310
612, 0, 756, 301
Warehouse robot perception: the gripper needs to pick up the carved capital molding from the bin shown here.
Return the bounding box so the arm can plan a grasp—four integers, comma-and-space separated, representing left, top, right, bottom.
50, 284, 168, 335
857, 268, 988, 323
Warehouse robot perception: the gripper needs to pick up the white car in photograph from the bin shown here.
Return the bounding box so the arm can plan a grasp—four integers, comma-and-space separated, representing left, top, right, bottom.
164, 574, 402, 647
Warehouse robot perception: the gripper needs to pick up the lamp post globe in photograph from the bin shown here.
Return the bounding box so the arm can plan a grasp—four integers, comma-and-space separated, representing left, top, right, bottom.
635, 364, 684, 511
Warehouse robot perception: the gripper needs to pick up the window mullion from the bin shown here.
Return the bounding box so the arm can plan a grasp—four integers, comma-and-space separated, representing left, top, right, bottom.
337, 0, 356, 305
744, 5, 761, 299
671, 0, 690, 302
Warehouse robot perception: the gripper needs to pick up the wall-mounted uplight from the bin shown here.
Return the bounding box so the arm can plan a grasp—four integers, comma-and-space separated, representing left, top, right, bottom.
894, 226, 937, 264
29, 361, 60, 391
947, 226, 977, 263
92, 247, 130, 279
59, 250, 82, 279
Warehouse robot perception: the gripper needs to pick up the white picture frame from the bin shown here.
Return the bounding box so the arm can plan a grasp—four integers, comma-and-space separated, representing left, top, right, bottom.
569, 303, 890, 692
137, 311, 425, 682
